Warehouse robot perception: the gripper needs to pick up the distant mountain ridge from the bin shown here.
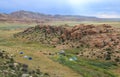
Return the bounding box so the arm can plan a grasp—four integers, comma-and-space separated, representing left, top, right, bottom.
0, 10, 120, 23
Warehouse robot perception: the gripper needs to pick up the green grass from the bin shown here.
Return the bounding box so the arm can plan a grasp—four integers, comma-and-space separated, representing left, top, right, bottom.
0, 22, 120, 77
0, 22, 36, 30
52, 54, 118, 77
86, 60, 117, 69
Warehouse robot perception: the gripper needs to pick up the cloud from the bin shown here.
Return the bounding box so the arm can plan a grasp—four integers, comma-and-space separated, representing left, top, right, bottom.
96, 12, 120, 18
97, 14, 120, 18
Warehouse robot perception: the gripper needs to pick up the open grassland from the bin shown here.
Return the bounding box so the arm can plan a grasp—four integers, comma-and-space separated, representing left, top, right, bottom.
0, 24, 81, 77
0, 22, 37, 30
0, 22, 120, 77
47, 21, 120, 28
0, 21, 120, 30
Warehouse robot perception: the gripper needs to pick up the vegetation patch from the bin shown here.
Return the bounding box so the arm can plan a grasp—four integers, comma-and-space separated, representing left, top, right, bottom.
51, 51, 118, 77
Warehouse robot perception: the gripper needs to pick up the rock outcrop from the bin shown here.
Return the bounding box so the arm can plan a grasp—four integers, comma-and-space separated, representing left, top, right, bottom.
14, 24, 120, 49
14, 24, 120, 62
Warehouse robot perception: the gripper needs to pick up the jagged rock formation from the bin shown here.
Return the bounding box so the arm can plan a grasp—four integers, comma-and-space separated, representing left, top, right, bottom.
14, 24, 120, 62
0, 49, 50, 77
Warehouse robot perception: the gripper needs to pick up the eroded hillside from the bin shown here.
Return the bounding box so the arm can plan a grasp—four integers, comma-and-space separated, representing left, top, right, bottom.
14, 24, 120, 63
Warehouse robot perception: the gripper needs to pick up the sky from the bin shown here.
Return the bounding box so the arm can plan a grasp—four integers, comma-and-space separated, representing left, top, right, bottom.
0, 0, 120, 18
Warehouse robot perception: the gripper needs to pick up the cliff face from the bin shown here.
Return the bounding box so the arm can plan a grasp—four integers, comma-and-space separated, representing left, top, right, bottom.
14, 24, 120, 62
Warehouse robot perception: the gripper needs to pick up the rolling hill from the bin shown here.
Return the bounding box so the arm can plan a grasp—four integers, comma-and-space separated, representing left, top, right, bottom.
0, 10, 104, 23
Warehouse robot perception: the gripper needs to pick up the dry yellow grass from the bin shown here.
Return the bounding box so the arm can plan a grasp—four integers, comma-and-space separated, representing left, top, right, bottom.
0, 22, 120, 77
0, 30, 82, 77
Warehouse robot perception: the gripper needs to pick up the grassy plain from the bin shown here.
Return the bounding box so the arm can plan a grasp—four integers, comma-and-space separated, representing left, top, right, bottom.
47, 21, 120, 28
0, 21, 120, 77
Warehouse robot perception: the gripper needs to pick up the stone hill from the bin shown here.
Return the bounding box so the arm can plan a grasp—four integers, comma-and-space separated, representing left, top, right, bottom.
14, 24, 120, 62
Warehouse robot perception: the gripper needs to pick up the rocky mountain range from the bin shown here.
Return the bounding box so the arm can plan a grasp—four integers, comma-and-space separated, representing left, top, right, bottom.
0, 10, 108, 23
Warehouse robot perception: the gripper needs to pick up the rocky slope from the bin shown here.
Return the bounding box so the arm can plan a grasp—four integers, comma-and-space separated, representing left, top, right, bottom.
14, 24, 120, 62
0, 49, 50, 77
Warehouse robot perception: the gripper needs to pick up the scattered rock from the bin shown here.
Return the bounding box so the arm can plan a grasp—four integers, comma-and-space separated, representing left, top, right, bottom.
0, 49, 50, 77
